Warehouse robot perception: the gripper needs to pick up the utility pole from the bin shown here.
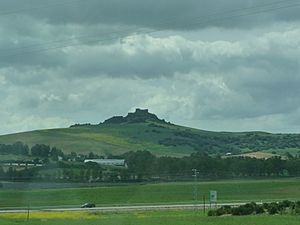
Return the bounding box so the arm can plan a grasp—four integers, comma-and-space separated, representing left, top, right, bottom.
192, 168, 199, 209
203, 195, 206, 215
27, 202, 30, 221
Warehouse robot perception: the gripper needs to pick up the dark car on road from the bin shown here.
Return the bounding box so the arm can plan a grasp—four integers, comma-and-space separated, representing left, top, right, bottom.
81, 203, 96, 208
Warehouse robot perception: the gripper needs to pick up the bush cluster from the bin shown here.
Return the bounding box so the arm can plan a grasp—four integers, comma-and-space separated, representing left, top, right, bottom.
208, 200, 300, 216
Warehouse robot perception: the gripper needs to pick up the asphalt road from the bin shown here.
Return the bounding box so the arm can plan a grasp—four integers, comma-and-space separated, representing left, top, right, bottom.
0, 202, 251, 213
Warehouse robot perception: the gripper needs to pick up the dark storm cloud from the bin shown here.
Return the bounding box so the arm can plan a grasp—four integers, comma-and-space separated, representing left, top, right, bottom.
1, 0, 300, 134
1, 0, 300, 69
1, 0, 300, 29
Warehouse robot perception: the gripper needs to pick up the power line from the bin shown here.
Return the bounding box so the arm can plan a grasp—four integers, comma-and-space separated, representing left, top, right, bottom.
0, 0, 295, 18
2, 0, 299, 50
2, 0, 298, 52
1, 0, 300, 59
0, 0, 93, 17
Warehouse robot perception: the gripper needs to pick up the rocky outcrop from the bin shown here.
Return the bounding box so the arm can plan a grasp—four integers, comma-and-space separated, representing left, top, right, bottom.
103, 108, 165, 124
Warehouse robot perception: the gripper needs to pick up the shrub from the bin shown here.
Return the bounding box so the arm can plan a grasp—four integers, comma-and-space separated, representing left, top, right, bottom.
232, 203, 255, 216
267, 203, 279, 215
217, 206, 232, 216
208, 201, 298, 217
280, 200, 293, 208
255, 205, 265, 214
222, 205, 232, 214
207, 206, 232, 216
207, 210, 218, 216
262, 203, 269, 210
290, 201, 300, 215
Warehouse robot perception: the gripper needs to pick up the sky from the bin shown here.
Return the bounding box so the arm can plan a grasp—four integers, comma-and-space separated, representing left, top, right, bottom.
1, 0, 300, 134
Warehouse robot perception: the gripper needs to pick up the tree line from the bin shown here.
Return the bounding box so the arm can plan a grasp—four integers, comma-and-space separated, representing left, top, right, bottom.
158, 131, 300, 154
1, 142, 300, 182
0, 142, 64, 159
121, 151, 300, 180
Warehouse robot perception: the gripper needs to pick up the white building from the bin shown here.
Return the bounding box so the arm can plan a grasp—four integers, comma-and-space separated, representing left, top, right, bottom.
84, 159, 127, 167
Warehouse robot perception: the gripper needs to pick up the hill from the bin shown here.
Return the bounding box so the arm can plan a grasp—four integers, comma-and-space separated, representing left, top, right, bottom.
0, 109, 300, 157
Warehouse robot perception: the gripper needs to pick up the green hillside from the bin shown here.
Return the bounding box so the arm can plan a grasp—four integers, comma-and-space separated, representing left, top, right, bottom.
1, 109, 300, 157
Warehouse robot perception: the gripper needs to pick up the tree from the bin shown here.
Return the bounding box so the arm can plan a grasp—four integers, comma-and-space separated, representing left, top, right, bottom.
31, 144, 50, 157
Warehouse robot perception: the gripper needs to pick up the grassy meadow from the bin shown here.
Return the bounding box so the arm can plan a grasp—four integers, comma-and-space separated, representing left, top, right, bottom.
1, 118, 300, 157
0, 178, 300, 209
0, 210, 299, 225
0, 122, 195, 156
263, 148, 300, 157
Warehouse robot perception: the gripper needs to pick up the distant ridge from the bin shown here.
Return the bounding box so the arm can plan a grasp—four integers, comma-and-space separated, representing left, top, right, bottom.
1, 109, 300, 157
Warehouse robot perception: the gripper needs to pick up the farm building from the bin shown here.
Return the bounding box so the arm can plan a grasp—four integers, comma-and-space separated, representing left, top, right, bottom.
84, 159, 127, 167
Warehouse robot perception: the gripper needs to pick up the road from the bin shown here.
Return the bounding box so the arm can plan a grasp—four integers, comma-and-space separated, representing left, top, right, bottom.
0, 202, 254, 213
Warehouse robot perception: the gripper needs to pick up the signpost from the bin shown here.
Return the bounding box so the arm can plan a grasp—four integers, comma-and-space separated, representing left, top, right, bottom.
209, 190, 217, 208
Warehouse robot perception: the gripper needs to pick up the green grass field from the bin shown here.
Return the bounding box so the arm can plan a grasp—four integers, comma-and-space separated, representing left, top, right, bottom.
1, 178, 300, 209
263, 148, 300, 157
0, 122, 195, 156
0, 210, 299, 225
1, 117, 299, 156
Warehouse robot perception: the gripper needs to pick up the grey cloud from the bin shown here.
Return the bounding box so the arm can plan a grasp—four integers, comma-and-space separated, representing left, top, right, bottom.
1, 0, 300, 134
2, 0, 300, 30
2, 1, 300, 69
2, 25, 300, 124
62, 26, 300, 80
1, 67, 300, 134
0, 74, 158, 134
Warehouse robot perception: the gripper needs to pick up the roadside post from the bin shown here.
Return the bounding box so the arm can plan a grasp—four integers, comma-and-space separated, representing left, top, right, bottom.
192, 169, 199, 210
27, 202, 30, 221
203, 195, 206, 214
209, 190, 217, 208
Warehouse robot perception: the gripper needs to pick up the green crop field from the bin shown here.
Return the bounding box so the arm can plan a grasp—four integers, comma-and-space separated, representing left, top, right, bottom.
1, 178, 300, 209
0, 210, 299, 225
